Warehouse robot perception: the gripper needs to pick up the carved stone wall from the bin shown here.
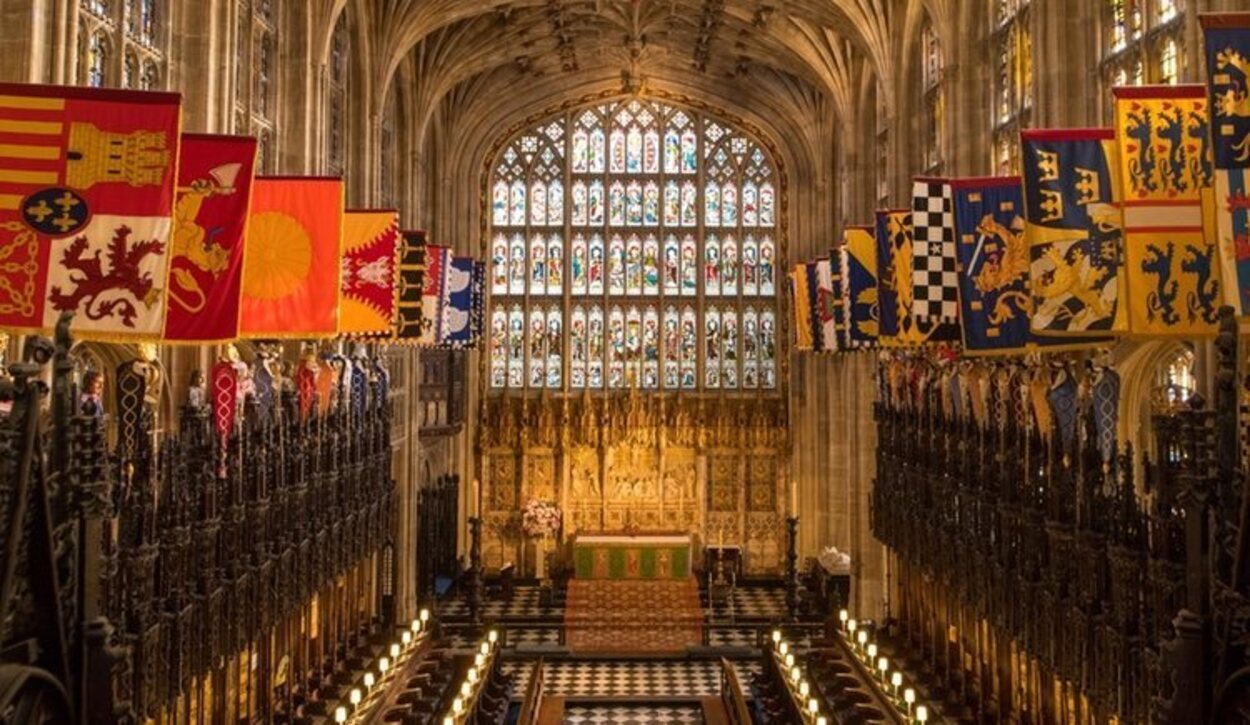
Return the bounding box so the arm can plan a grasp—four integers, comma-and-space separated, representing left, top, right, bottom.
478, 391, 788, 574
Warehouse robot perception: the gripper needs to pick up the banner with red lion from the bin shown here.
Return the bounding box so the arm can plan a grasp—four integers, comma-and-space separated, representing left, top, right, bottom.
163, 134, 257, 342
0, 83, 181, 339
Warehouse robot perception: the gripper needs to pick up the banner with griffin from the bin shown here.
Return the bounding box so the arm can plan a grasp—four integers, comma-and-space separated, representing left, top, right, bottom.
952, 177, 1032, 354
395, 230, 427, 342
240, 177, 344, 338
163, 134, 256, 343
876, 210, 946, 347
1021, 129, 1126, 337
0, 83, 181, 340
1201, 13, 1250, 316
339, 209, 398, 337
1114, 85, 1221, 338
841, 226, 878, 348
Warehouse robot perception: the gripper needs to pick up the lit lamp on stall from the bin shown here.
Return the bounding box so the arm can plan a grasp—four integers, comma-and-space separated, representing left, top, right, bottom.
807, 699, 819, 717
847, 619, 857, 638
402, 630, 413, 646
779, 642, 789, 657
877, 657, 889, 683
452, 697, 464, 715
443, 718, 453, 725
488, 629, 499, 647
867, 643, 878, 663
890, 671, 903, 696
772, 630, 782, 648
784, 653, 795, 669
856, 630, 868, 652
467, 667, 478, 684
334, 706, 348, 723
390, 643, 401, 660
903, 687, 916, 715
479, 642, 490, 656
411, 618, 421, 634
839, 609, 849, 631
363, 672, 376, 689
349, 688, 362, 707
420, 608, 430, 624
378, 656, 390, 675
460, 682, 472, 699
798, 680, 809, 698
790, 665, 802, 684
817, 718, 828, 725
916, 705, 929, 723
475, 653, 485, 668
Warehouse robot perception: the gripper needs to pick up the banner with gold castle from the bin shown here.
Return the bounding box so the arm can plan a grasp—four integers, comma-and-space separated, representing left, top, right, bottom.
1021, 128, 1125, 337
240, 177, 344, 338
163, 133, 256, 342
0, 83, 181, 340
1201, 13, 1250, 316
1114, 85, 1221, 337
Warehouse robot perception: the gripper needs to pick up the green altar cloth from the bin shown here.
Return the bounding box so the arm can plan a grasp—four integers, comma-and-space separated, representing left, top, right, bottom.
572, 534, 692, 579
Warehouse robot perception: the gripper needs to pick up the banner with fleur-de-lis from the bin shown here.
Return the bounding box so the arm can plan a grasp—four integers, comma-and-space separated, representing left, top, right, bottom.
1201, 13, 1250, 316
1114, 85, 1222, 338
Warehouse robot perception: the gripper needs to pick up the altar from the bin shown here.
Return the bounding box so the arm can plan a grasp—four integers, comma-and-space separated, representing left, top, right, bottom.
571, 533, 692, 580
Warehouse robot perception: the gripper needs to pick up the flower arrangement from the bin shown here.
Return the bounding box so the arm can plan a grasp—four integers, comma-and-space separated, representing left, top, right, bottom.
521, 499, 561, 538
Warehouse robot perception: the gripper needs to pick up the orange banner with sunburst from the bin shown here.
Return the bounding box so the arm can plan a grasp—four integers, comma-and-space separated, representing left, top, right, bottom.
240, 177, 343, 338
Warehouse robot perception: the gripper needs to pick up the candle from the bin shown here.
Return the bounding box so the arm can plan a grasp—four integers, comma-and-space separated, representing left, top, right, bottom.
789, 480, 797, 516
471, 478, 480, 517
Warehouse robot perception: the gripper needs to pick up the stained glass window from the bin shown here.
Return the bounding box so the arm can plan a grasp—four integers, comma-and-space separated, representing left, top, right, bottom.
991, 0, 1032, 174
921, 22, 945, 172
327, 13, 349, 176
1101, 0, 1185, 117
235, 1, 279, 170
488, 99, 780, 392
79, 0, 165, 89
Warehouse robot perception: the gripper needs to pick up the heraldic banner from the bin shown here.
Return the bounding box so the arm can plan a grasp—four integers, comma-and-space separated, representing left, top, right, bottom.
1201, 13, 1250, 316
419, 244, 447, 346
841, 226, 878, 348
0, 83, 181, 339
1021, 128, 1125, 337
815, 257, 840, 352
395, 230, 427, 341
240, 177, 344, 338
876, 210, 945, 347
440, 255, 477, 348
339, 209, 398, 337
1114, 85, 1221, 337
163, 134, 256, 342
951, 177, 1032, 354
790, 262, 816, 351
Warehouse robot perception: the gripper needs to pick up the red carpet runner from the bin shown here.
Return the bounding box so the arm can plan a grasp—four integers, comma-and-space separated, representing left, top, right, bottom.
564, 578, 704, 654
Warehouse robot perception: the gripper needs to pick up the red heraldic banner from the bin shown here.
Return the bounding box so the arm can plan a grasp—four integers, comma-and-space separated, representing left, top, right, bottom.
163, 134, 257, 342
0, 83, 181, 339
240, 177, 344, 338
339, 209, 399, 336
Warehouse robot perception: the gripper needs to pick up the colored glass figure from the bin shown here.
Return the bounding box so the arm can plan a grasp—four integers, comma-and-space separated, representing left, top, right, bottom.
508, 306, 525, 388
589, 180, 605, 225
681, 307, 697, 388
546, 308, 562, 388
663, 306, 680, 388
643, 181, 660, 226
761, 310, 776, 388
760, 183, 775, 226
509, 235, 527, 295
742, 182, 758, 226
705, 237, 721, 296
643, 235, 660, 294
664, 181, 680, 226
625, 235, 643, 294
588, 234, 605, 294
588, 305, 604, 388
572, 181, 588, 225
722, 237, 739, 296
644, 129, 660, 173
493, 181, 509, 226
610, 128, 626, 173
572, 128, 589, 172
548, 180, 564, 225
664, 129, 681, 173
531, 180, 547, 226
491, 309, 508, 387
742, 236, 758, 296
570, 306, 587, 388
705, 307, 721, 388
643, 306, 659, 388
491, 234, 508, 294
722, 309, 738, 389
626, 181, 643, 226
681, 235, 698, 296
609, 181, 626, 226
510, 179, 526, 225
528, 308, 545, 387
529, 236, 546, 295
759, 236, 775, 295
589, 126, 606, 173
663, 236, 680, 294
705, 181, 721, 227
681, 181, 698, 226
571, 235, 588, 294
742, 307, 759, 389
608, 307, 625, 388
626, 125, 642, 173
546, 235, 563, 293
625, 306, 642, 388
681, 129, 698, 173
609, 235, 626, 294
722, 182, 738, 226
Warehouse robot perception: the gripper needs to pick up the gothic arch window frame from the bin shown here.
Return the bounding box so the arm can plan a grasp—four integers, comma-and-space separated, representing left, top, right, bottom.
326, 11, 351, 177
990, 0, 1033, 175
236, 0, 280, 171
76, 0, 166, 89
919, 20, 946, 174
481, 94, 787, 398
1098, 0, 1188, 120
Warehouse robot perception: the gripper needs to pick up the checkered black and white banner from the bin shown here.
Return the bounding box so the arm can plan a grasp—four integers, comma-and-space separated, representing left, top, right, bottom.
910, 179, 959, 323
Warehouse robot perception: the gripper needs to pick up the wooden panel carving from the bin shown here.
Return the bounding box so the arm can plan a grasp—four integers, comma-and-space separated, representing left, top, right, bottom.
747, 454, 776, 511
708, 453, 740, 512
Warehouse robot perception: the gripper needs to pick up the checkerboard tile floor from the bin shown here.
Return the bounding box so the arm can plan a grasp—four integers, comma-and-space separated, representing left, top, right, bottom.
437, 586, 563, 619
707, 586, 789, 619
501, 659, 764, 702
562, 704, 703, 724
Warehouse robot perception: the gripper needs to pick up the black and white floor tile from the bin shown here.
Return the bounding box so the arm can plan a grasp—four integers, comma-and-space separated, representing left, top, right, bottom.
562, 704, 703, 724
541, 660, 722, 698
438, 586, 563, 619
707, 586, 789, 619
